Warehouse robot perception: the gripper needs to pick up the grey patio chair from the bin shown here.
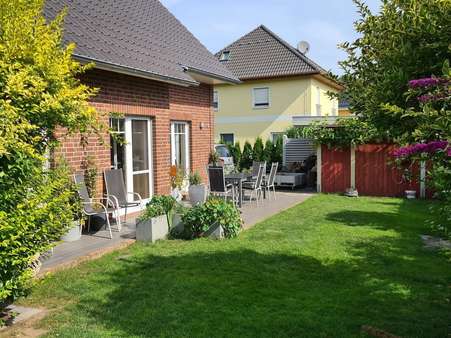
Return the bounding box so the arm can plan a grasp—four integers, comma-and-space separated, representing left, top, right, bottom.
74, 174, 118, 239
208, 166, 236, 205
262, 162, 278, 200
104, 169, 142, 226
243, 164, 265, 205
251, 161, 267, 179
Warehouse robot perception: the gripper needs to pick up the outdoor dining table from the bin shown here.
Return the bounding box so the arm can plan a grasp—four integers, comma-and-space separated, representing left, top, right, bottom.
225, 172, 266, 207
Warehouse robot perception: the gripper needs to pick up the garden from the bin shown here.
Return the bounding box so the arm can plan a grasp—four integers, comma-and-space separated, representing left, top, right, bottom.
8, 195, 451, 337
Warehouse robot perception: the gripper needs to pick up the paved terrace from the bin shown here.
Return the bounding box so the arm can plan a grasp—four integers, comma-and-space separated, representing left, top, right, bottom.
40, 190, 314, 275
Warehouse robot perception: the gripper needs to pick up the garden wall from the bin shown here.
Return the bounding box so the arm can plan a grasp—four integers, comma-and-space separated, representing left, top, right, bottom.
320, 144, 427, 198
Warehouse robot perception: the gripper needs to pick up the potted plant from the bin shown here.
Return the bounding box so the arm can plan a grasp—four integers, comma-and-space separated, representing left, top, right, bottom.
170, 165, 185, 201
188, 171, 206, 206
209, 150, 220, 166
136, 195, 176, 243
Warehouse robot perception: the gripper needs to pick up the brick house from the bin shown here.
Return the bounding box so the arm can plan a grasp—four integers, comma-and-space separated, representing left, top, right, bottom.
44, 0, 239, 208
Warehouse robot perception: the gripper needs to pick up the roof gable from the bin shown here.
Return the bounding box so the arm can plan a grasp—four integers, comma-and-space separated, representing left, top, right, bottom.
44, 0, 239, 85
215, 25, 326, 80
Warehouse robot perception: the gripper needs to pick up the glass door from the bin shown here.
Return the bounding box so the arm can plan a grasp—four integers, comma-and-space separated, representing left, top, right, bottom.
125, 117, 153, 201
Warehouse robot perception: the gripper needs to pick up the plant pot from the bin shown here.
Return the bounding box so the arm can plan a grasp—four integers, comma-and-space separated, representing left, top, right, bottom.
171, 188, 182, 202
188, 184, 207, 206
61, 220, 82, 242
205, 223, 224, 240
405, 190, 416, 199
136, 215, 168, 243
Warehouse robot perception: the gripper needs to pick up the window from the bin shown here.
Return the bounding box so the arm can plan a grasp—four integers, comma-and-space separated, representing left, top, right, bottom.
171, 122, 190, 174
253, 87, 270, 108
219, 51, 230, 61
220, 133, 234, 144
109, 117, 126, 170
213, 91, 219, 111
316, 86, 321, 116
271, 132, 284, 143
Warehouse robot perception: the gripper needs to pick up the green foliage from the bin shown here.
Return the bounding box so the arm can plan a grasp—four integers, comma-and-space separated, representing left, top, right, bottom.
0, 0, 104, 309
181, 197, 242, 239
142, 195, 176, 229
170, 166, 185, 189
208, 150, 220, 166
271, 137, 283, 165
227, 142, 241, 171
263, 139, 273, 163
339, 0, 450, 141
188, 171, 202, 186
253, 137, 264, 161
0, 161, 76, 307
287, 118, 381, 148
240, 141, 253, 169
83, 155, 97, 197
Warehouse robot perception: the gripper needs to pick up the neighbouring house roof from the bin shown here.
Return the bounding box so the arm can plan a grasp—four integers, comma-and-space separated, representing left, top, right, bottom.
215, 25, 331, 81
44, 0, 239, 86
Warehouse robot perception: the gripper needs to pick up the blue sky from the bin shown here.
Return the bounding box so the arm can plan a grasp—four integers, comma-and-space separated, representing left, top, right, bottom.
161, 0, 381, 75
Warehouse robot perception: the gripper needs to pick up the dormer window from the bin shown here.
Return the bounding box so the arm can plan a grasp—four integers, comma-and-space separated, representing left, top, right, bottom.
220, 51, 230, 61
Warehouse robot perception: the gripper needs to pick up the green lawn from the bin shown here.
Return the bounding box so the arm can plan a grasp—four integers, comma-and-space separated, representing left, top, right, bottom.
20, 195, 451, 337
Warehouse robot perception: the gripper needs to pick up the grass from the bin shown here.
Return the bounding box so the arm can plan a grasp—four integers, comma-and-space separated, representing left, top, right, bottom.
18, 195, 451, 337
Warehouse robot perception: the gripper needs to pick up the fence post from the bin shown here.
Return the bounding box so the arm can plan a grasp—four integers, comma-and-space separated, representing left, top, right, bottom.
420, 161, 426, 199
317, 145, 322, 193
350, 145, 356, 190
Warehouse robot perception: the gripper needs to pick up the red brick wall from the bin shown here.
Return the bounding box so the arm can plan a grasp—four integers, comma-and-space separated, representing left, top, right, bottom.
54, 69, 214, 196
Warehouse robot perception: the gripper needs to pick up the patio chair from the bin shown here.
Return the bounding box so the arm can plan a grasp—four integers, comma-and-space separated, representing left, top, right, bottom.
74, 174, 118, 239
242, 164, 265, 205
262, 162, 278, 200
104, 169, 142, 225
251, 161, 267, 177
208, 166, 236, 205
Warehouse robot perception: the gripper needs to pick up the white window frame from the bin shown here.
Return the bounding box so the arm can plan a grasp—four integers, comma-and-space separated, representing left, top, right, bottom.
170, 121, 190, 174
124, 117, 154, 204
213, 90, 219, 112
252, 87, 270, 109
270, 132, 284, 143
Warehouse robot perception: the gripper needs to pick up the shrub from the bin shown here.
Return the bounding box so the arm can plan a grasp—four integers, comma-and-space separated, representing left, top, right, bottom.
271, 137, 283, 166
139, 195, 176, 234
240, 141, 253, 169
209, 150, 220, 166
253, 137, 264, 161
181, 198, 242, 239
83, 155, 97, 197
263, 139, 273, 163
227, 142, 241, 171
0, 0, 103, 311
189, 171, 202, 185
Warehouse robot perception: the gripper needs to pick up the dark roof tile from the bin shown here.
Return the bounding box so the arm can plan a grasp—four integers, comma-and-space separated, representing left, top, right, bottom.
216, 25, 326, 80
44, 0, 239, 85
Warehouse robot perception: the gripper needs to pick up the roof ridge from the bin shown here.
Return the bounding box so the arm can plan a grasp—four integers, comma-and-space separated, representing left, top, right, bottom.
257, 25, 325, 73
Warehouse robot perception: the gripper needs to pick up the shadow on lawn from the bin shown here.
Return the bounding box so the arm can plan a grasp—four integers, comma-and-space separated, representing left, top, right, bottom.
72, 244, 449, 337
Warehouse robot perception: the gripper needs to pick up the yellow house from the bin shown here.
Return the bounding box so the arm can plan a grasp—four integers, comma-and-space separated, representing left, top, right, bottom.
214, 25, 343, 144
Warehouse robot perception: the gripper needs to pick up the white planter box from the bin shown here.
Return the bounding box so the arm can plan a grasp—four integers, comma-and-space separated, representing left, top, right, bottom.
188, 184, 207, 206
61, 221, 82, 242
136, 215, 168, 243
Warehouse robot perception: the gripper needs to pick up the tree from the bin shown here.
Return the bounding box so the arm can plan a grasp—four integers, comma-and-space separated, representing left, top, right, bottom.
240, 141, 253, 169
227, 142, 241, 171
0, 0, 103, 310
253, 137, 264, 162
263, 139, 273, 163
340, 0, 450, 142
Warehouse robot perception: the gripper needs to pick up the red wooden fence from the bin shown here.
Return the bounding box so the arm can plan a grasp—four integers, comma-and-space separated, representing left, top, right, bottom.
321, 144, 423, 197
321, 145, 351, 193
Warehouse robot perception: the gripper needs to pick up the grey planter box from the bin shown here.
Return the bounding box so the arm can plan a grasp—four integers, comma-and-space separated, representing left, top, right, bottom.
188, 184, 207, 206
205, 223, 224, 240
61, 221, 82, 242
136, 215, 169, 243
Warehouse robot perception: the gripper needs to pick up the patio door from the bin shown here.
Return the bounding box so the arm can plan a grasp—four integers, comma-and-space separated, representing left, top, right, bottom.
125, 117, 153, 202
170, 122, 190, 174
